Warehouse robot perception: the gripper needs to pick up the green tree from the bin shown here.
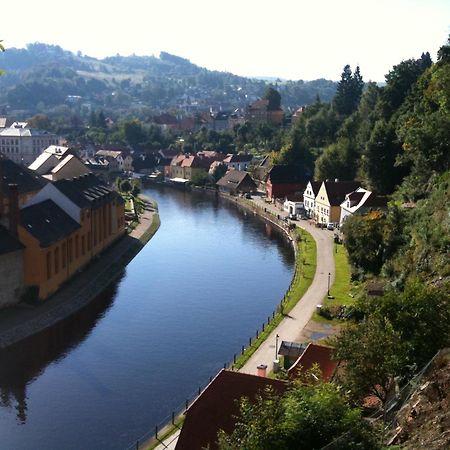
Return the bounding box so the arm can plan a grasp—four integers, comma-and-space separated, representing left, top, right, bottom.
333, 65, 364, 116
120, 179, 132, 193
218, 381, 380, 449
264, 86, 281, 110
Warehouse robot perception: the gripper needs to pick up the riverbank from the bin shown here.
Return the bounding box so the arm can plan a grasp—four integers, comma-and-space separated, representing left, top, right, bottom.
0, 195, 160, 349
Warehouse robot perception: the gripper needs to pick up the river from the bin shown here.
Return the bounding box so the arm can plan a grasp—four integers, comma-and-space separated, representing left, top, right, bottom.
0, 185, 294, 450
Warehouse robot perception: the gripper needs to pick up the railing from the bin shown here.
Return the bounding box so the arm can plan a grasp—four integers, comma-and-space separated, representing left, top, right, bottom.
124, 194, 303, 449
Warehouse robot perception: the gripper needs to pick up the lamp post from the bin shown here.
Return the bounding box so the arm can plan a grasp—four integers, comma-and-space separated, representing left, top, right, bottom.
275, 334, 279, 360
327, 272, 331, 297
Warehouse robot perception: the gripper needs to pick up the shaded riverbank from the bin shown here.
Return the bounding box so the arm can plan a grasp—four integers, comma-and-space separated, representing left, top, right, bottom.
0, 195, 159, 349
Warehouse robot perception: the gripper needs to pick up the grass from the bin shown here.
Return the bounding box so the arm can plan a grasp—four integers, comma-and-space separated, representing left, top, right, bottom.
233, 227, 317, 369
144, 416, 185, 450
313, 242, 361, 324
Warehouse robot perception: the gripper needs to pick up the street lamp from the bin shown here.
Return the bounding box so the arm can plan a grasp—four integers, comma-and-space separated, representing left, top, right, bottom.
327, 272, 331, 297
275, 334, 279, 360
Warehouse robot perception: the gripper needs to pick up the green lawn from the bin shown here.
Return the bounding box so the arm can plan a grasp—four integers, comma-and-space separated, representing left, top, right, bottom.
313, 242, 360, 323
233, 227, 317, 369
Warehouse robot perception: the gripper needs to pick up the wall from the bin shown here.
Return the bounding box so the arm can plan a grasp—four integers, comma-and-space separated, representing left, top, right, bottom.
0, 250, 24, 308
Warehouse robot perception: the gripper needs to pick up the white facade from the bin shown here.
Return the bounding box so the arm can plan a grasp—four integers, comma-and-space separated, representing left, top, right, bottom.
0, 123, 61, 165
303, 181, 320, 218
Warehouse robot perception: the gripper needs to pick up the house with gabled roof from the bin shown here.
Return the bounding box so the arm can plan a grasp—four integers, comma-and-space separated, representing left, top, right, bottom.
223, 153, 253, 171
176, 369, 287, 450
266, 165, 310, 200
303, 181, 322, 218
314, 180, 360, 225
216, 170, 257, 194
20, 174, 125, 300
0, 155, 47, 229
339, 187, 388, 226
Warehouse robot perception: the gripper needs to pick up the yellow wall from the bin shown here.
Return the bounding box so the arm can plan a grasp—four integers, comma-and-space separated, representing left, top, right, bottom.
19, 198, 126, 300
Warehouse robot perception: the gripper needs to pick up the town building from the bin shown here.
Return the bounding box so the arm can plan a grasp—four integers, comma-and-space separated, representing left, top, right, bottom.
245, 99, 284, 126
314, 180, 360, 225
283, 194, 305, 217
339, 187, 388, 226
0, 155, 47, 229
176, 370, 287, 450
223, 154, 253, 171
20, 173, 125, 300
265, 165, 309, 200
0, 122, 61, 165
216, 170, 257, 195
166, 152, 225, 181
303, 181, 322, 218
95, 149, 134, 173
0, 224, 24, 308
29, 146, 90, 181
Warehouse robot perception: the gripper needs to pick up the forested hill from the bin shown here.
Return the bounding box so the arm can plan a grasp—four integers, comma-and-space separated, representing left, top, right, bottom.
0, 43, 337, 117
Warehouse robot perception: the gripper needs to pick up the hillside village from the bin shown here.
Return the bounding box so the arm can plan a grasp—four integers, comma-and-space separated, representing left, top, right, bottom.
0, 36, 449, 450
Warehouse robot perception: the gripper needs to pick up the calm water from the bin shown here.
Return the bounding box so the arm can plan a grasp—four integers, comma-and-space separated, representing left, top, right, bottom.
0, 186, 294, 450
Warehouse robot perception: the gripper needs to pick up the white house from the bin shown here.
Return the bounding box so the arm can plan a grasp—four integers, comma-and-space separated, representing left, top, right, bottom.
303, 181, 322, 218
0, 123, 61, 165
283, 194, 304, 216
339, 187, 388, 226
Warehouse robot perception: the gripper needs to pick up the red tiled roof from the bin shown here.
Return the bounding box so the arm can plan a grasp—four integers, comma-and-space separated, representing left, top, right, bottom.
176, 370, 287, 450
288, 343, 338, 382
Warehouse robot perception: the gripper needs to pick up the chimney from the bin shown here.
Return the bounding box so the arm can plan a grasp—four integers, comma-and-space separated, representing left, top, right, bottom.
8, 184, 19, 236
256, 364, 267, 378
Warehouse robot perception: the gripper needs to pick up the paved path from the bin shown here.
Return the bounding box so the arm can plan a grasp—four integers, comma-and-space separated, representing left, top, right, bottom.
240, 197, 335, 375
152, 195, 335, 449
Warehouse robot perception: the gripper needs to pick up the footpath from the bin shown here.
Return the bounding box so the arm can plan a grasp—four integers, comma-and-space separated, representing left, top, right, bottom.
152, 194, 335, 450
0, 196, 159, 349
239, 196, 335, 375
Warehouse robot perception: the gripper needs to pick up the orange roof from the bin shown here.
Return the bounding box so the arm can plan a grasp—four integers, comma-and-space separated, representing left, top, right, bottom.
288, 343, 338, 382
176, 369, 287, 450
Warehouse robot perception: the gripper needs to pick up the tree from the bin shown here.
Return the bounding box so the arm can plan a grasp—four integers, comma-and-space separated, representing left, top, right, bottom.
218, 381, 380, 449
264, 86, 281, 110
0, 39, 4, 76
333, 65, 364, 116
120, 179, 132, 193
341, 211, 386, 274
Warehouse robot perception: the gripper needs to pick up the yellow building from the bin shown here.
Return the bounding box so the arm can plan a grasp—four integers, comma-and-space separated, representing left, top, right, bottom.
314, 180, 360, 225
19, 173, 125, 300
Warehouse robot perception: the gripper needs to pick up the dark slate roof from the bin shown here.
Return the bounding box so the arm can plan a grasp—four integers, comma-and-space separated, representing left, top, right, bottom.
53, 173, 114, 209
0, 154, 47, 195
267, 165, 310, 184
176, 370, 287, 450
323, 181, 361, 206
224, 154, 253, 163
216, 171, 256, 189
0, 224, 24, 255
20, 199, 80, 248
308, 181, 322, 196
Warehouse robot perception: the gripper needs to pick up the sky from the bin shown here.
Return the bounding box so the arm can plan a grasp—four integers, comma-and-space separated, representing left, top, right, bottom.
2, 0, 449, 81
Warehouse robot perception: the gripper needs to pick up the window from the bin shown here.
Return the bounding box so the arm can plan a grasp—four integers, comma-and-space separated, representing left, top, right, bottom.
54, 247, 59, 274
75, 235, 79, 259
62, 243, 67, 268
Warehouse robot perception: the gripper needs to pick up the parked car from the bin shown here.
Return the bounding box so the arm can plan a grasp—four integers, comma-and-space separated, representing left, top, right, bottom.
289, 213, 297, 220
327, 222, 337, 230
245, 193, 252, 199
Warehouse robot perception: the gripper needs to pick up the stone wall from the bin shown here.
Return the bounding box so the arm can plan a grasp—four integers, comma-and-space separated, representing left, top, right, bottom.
0, 249, 24, 308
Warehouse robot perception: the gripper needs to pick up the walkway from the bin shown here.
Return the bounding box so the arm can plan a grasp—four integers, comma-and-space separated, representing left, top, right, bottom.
240, 198, 335, 374
152, 195, 335, 450
0, 196, 158, 349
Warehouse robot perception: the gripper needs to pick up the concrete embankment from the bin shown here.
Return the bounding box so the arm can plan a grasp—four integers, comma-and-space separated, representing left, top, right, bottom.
0, 195, 160, 349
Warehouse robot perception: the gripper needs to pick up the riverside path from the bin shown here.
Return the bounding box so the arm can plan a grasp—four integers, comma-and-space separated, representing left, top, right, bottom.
239, 196, 335, 375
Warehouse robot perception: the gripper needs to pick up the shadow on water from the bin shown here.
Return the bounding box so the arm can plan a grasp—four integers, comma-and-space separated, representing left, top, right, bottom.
0, 275, 123, 424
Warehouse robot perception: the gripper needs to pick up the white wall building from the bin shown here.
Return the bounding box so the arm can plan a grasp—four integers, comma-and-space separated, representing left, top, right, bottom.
0, 123, 61, 166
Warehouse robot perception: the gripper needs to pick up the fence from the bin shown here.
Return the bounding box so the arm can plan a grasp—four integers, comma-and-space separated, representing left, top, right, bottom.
124, 194, 305, 449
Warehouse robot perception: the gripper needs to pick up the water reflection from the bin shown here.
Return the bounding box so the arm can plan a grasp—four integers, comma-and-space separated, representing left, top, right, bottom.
0, 277, 122, 424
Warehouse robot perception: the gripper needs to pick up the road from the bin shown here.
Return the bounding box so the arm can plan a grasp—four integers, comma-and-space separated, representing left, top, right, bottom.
239, 196, 335, 375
